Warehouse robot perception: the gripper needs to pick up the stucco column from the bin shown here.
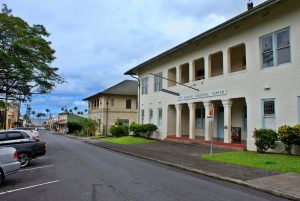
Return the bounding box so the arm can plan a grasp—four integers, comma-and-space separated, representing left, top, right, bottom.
188, 103, 196, 140
175, 104, 182, 137
204, 55, 209, 79
223, 50, 228, 75
204, 101, 212, 141
176, 66, 181, 85
189, 61, 194, 82
222, 99, 233, 143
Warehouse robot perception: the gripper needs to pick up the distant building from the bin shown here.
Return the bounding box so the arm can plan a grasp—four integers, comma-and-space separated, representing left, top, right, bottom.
55, 113, 86, 134
0, 101, 21, 129
83, 80, 138, 135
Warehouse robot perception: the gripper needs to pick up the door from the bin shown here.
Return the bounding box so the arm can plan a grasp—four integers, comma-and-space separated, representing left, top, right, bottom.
217, 106, 224, 139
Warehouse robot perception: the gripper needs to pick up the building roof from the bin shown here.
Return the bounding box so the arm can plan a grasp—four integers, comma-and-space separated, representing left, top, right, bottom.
124, 0, 280, 75
83, 80, 138, 101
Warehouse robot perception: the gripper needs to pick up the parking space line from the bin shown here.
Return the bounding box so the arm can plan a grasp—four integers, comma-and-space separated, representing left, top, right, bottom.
0, 180, 60, 195
18, 165, 54, 172
32, 156, 49, 160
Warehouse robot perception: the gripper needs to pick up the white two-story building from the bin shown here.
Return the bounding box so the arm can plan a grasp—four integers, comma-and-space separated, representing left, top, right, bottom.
125, 0, 300, 150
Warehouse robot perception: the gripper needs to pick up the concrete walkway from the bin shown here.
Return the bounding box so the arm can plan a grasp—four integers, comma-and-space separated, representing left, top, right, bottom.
65, 134, 300, 200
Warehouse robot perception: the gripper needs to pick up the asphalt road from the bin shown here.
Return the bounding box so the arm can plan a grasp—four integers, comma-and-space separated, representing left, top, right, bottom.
0, 131, 288, 201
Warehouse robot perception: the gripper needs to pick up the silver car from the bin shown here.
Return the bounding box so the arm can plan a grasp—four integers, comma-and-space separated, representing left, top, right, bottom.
0, 147, 21, 184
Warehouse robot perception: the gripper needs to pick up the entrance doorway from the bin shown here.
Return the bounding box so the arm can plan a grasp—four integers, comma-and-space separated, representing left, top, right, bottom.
217, 105, 224, 139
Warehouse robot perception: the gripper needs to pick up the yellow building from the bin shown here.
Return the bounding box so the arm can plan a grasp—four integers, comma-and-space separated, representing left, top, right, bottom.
83, 80, 138, 135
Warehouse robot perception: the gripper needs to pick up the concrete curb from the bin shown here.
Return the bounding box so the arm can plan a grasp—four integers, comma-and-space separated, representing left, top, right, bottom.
84, 140, 299, 201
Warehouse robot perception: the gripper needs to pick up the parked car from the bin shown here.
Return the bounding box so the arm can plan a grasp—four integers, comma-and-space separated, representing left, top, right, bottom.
0, 130, 46, 167
11, 127, 40, 141
0, 147, 20, 185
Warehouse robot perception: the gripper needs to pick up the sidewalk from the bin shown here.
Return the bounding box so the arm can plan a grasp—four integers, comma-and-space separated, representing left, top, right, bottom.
65, 134, 300, 200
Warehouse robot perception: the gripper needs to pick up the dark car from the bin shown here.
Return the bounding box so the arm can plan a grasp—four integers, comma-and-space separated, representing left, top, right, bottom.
0, 130, 46, 167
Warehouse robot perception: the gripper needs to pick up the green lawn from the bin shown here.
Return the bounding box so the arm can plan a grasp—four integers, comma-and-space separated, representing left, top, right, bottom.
202, 151, 300, 174
90, 135, 108, 139
103, 136, 158, 144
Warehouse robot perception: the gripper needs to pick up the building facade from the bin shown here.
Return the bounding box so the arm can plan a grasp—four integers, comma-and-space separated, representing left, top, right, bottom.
83, 80, 138, 135
125, 0, 300, 150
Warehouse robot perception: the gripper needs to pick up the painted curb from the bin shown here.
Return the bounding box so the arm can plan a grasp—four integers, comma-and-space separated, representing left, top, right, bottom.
84, 140, 299, 201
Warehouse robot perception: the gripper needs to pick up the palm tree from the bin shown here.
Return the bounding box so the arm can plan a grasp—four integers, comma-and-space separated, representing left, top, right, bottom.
45, 109, 50, 119
73, 106, 78, 112
31, 111, 36, 119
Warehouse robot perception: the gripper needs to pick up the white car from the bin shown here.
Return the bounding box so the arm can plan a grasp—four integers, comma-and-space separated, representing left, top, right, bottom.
11, 127, 40, 141
0, 147, 21, 184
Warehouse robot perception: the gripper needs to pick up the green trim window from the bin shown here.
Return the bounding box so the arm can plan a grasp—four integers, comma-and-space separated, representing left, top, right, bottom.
260, 27, 291, 68
149, 108, 153, 123
262, 99, 276, 130
154, 72, 163, 92
158, 108, 162, 128
141, 77, 148, 95
141, 109, 145, 124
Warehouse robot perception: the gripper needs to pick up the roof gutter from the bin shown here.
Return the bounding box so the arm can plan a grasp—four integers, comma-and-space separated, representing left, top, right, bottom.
124, 0, 280, 75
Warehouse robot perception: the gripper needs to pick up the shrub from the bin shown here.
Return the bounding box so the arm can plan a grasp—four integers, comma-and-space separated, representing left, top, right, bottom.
67, 122, 82, 134
141, 124, 158, 138
129, 122, 143, 137
293, 124, 300, 146
253, 128, 278, 153
110, 125, 129, 137
278, 125, 299, 154
129, 123, 157, 138
80, 119, 98, 136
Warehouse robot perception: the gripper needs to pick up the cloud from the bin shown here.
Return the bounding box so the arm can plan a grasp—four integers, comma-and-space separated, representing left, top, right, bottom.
7, 0, 266, 114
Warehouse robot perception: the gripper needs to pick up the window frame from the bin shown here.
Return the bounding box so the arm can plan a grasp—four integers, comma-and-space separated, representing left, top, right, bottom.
149, 108, 153, 123
141, 109, 145, 124
154, 72, 163, 92
261, 98, 276, 129
141, 77, 148, 95
157, 108, 162, 128
260, 27, 291, 69
126, 99, 132, 109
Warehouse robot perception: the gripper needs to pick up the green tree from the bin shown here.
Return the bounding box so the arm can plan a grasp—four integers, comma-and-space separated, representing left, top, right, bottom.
0, 4, 64, 101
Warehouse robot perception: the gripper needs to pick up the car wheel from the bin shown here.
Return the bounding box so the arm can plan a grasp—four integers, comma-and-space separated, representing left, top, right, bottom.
18, 153, 30, 167
0, 170, 4, 185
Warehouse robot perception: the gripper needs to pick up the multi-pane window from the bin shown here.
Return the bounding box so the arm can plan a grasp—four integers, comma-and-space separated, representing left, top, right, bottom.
261, 28, 290, 68
263, 100, 275, 116
149, 109, 153, 123
126, 99, 131, 109
158, 108, 162, 128
196, 108, 205, 129
262, 99, 276, 130
141, 77, 148, 95
141, 109, 145, 124
277, 29, 290, 65
154, 72, 163, 92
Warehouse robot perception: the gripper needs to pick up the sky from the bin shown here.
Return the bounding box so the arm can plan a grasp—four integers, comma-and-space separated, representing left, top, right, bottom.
3, 0, 265, 116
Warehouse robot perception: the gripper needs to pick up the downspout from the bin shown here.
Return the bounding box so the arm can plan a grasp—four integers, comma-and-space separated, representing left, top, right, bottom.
130, 75, 140, 123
